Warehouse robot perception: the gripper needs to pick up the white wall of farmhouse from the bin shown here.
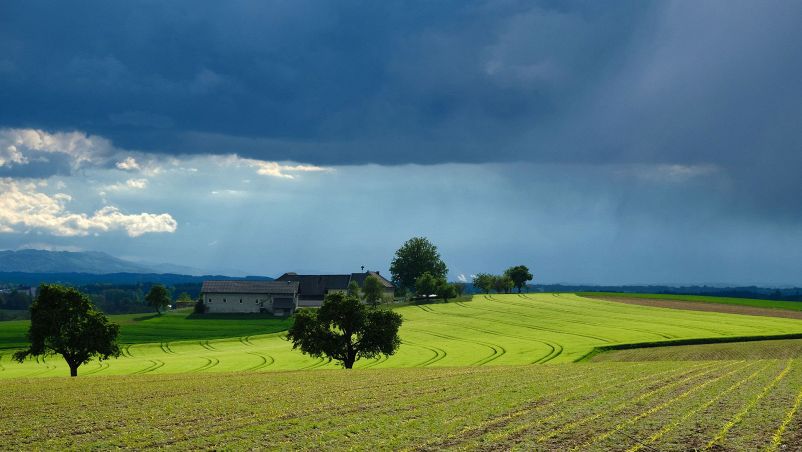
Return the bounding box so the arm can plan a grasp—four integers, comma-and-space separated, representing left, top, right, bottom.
203, 292, 279, 313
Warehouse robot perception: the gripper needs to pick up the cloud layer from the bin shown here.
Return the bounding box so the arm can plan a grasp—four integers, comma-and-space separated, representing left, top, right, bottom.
0, 180, 177, 237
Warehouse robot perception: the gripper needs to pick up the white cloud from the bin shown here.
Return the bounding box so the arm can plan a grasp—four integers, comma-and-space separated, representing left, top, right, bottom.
457, 273, 468, 283
0, 179, 176, 237
116, 156, 141, 171
0, 128, 113, 170
217, 155, 331, 179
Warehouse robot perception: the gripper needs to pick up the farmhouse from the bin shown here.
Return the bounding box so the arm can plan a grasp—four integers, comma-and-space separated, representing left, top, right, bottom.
276, 271, 395, 307
200, 280, 299, 316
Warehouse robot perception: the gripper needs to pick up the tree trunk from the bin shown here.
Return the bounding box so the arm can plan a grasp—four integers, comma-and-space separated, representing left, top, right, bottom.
69, 363, 78, 377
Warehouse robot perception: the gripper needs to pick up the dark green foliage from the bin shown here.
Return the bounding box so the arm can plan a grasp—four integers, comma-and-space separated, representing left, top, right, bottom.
472, 273, 495, 294
347, 280, 361, 298
453, 282, 466, 297
177, 292, 193, 303
437, 283, 458, 302
145, 284, 171, 314
13, 284, 120, 377
493, 275, 514, 294
389, 237, 448, 292
362, 275, 384, 307
286, 292, 403, 369
415, 272, 440, 298
504, 265, 533, 293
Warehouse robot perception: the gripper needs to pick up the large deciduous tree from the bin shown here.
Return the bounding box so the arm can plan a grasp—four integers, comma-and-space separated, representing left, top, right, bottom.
146, 284, 171, 315
362, 275, 384, 307
414, 272, 440, 299
504, 265, 534, 293
13, 284, 120, 377
286, 292, 403, 369
473, 273, 495, 294
389, 237, 448, 292
493, 275, 515, 294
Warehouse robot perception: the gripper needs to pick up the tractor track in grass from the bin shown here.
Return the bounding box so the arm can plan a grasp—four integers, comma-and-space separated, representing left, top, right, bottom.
626, 361, 772, 452
542, 293, 746, 337
244, 351, 275, 371
406, 328, 505, 366
192, 357, 220, 373
133, 359, 165, 375
159, 342, 176, 355
82, 361, 111, 375
122, 345, 134, 357
298, 356, 330, 370
199, 340, 216, 351
519, 294, 677, 340
403, 341, 448, 367
414, 362, 708, 451
455, 296, 615, 343
361, 353, 389, 369
427, 303, 564, 363
703, 359, 794, 450
239, 336, 255, 347
570, 360, 756, 451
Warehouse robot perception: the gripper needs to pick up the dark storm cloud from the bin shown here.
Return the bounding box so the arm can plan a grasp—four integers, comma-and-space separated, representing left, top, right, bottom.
2, 1, 801, 216
0, 0, 648, 162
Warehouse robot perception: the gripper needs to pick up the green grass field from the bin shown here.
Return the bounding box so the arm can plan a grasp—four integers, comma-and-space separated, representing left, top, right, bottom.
5, 293, 802, 378
5, 293, 802, 449
3, 358, 802, 450
579, 291, 802, 311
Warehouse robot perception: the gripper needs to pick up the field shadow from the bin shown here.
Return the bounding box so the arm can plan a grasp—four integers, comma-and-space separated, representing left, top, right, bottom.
132, 314, 161, 322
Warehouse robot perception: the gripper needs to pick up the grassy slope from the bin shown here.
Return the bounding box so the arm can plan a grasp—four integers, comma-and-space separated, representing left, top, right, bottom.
3, 359, 802, 450
0, 309, 290, 350
4, 293, 802, 378
579, 291, 802, 311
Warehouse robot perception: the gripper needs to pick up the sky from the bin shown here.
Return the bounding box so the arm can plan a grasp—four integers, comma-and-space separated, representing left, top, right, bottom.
1, 1, 801, 285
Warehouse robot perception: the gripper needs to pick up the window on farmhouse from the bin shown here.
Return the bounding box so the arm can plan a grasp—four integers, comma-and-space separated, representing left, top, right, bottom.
240, 299, 242, 303
223, 298, 226, 303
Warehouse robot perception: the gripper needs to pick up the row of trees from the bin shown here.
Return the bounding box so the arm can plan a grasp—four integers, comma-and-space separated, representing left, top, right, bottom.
473, 265, 533, 294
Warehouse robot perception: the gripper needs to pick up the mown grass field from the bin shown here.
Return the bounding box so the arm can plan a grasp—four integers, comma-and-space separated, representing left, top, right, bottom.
3, 358, 802, 450
579, 291, 802, 312
4, 293, 802, 378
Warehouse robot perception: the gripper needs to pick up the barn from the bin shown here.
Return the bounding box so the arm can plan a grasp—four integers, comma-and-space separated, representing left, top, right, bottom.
276, 271, 395, 308
200, 280, 299, 316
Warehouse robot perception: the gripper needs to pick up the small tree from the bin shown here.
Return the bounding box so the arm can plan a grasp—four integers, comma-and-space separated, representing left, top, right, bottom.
286, 292, 403, 369
473, 273, 495, 294
453, 282, 466, 297
390, 237, 448, 292
504, 265, 534, 293
493, 275, 514, 294
193, 299, 207, 314
415, 272, 439, 299
13, 284, 120, 377
146, 284, 171, 315
347, 280, 361, 298
437, 283, 458, 302
177, 292, 193, 303
362, 275, 384, 307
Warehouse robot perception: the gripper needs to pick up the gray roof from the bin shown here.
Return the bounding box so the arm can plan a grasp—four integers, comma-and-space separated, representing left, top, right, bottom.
276, 273, 351, 297
276, 271, 395, 298
201, 280, 298, 295
349, 271, 395, 289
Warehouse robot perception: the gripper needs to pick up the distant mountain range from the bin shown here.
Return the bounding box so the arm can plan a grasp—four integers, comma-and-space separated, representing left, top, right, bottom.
0, 249, 247, 277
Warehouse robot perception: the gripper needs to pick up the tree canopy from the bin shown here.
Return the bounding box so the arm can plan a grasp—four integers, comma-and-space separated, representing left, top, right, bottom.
146, 284, 171, 314
286, 292, 402, 369
504, 265, 534, 293
414, 272, 441, 298
362, 275, 384, 307
493, 275, 515, 294
389, 237, 448, 292
473, 273, 495, 294
13, 284, 120, 377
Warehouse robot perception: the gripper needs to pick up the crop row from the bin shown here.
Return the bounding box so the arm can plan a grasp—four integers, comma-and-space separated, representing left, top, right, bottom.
2, 359, 801, 450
